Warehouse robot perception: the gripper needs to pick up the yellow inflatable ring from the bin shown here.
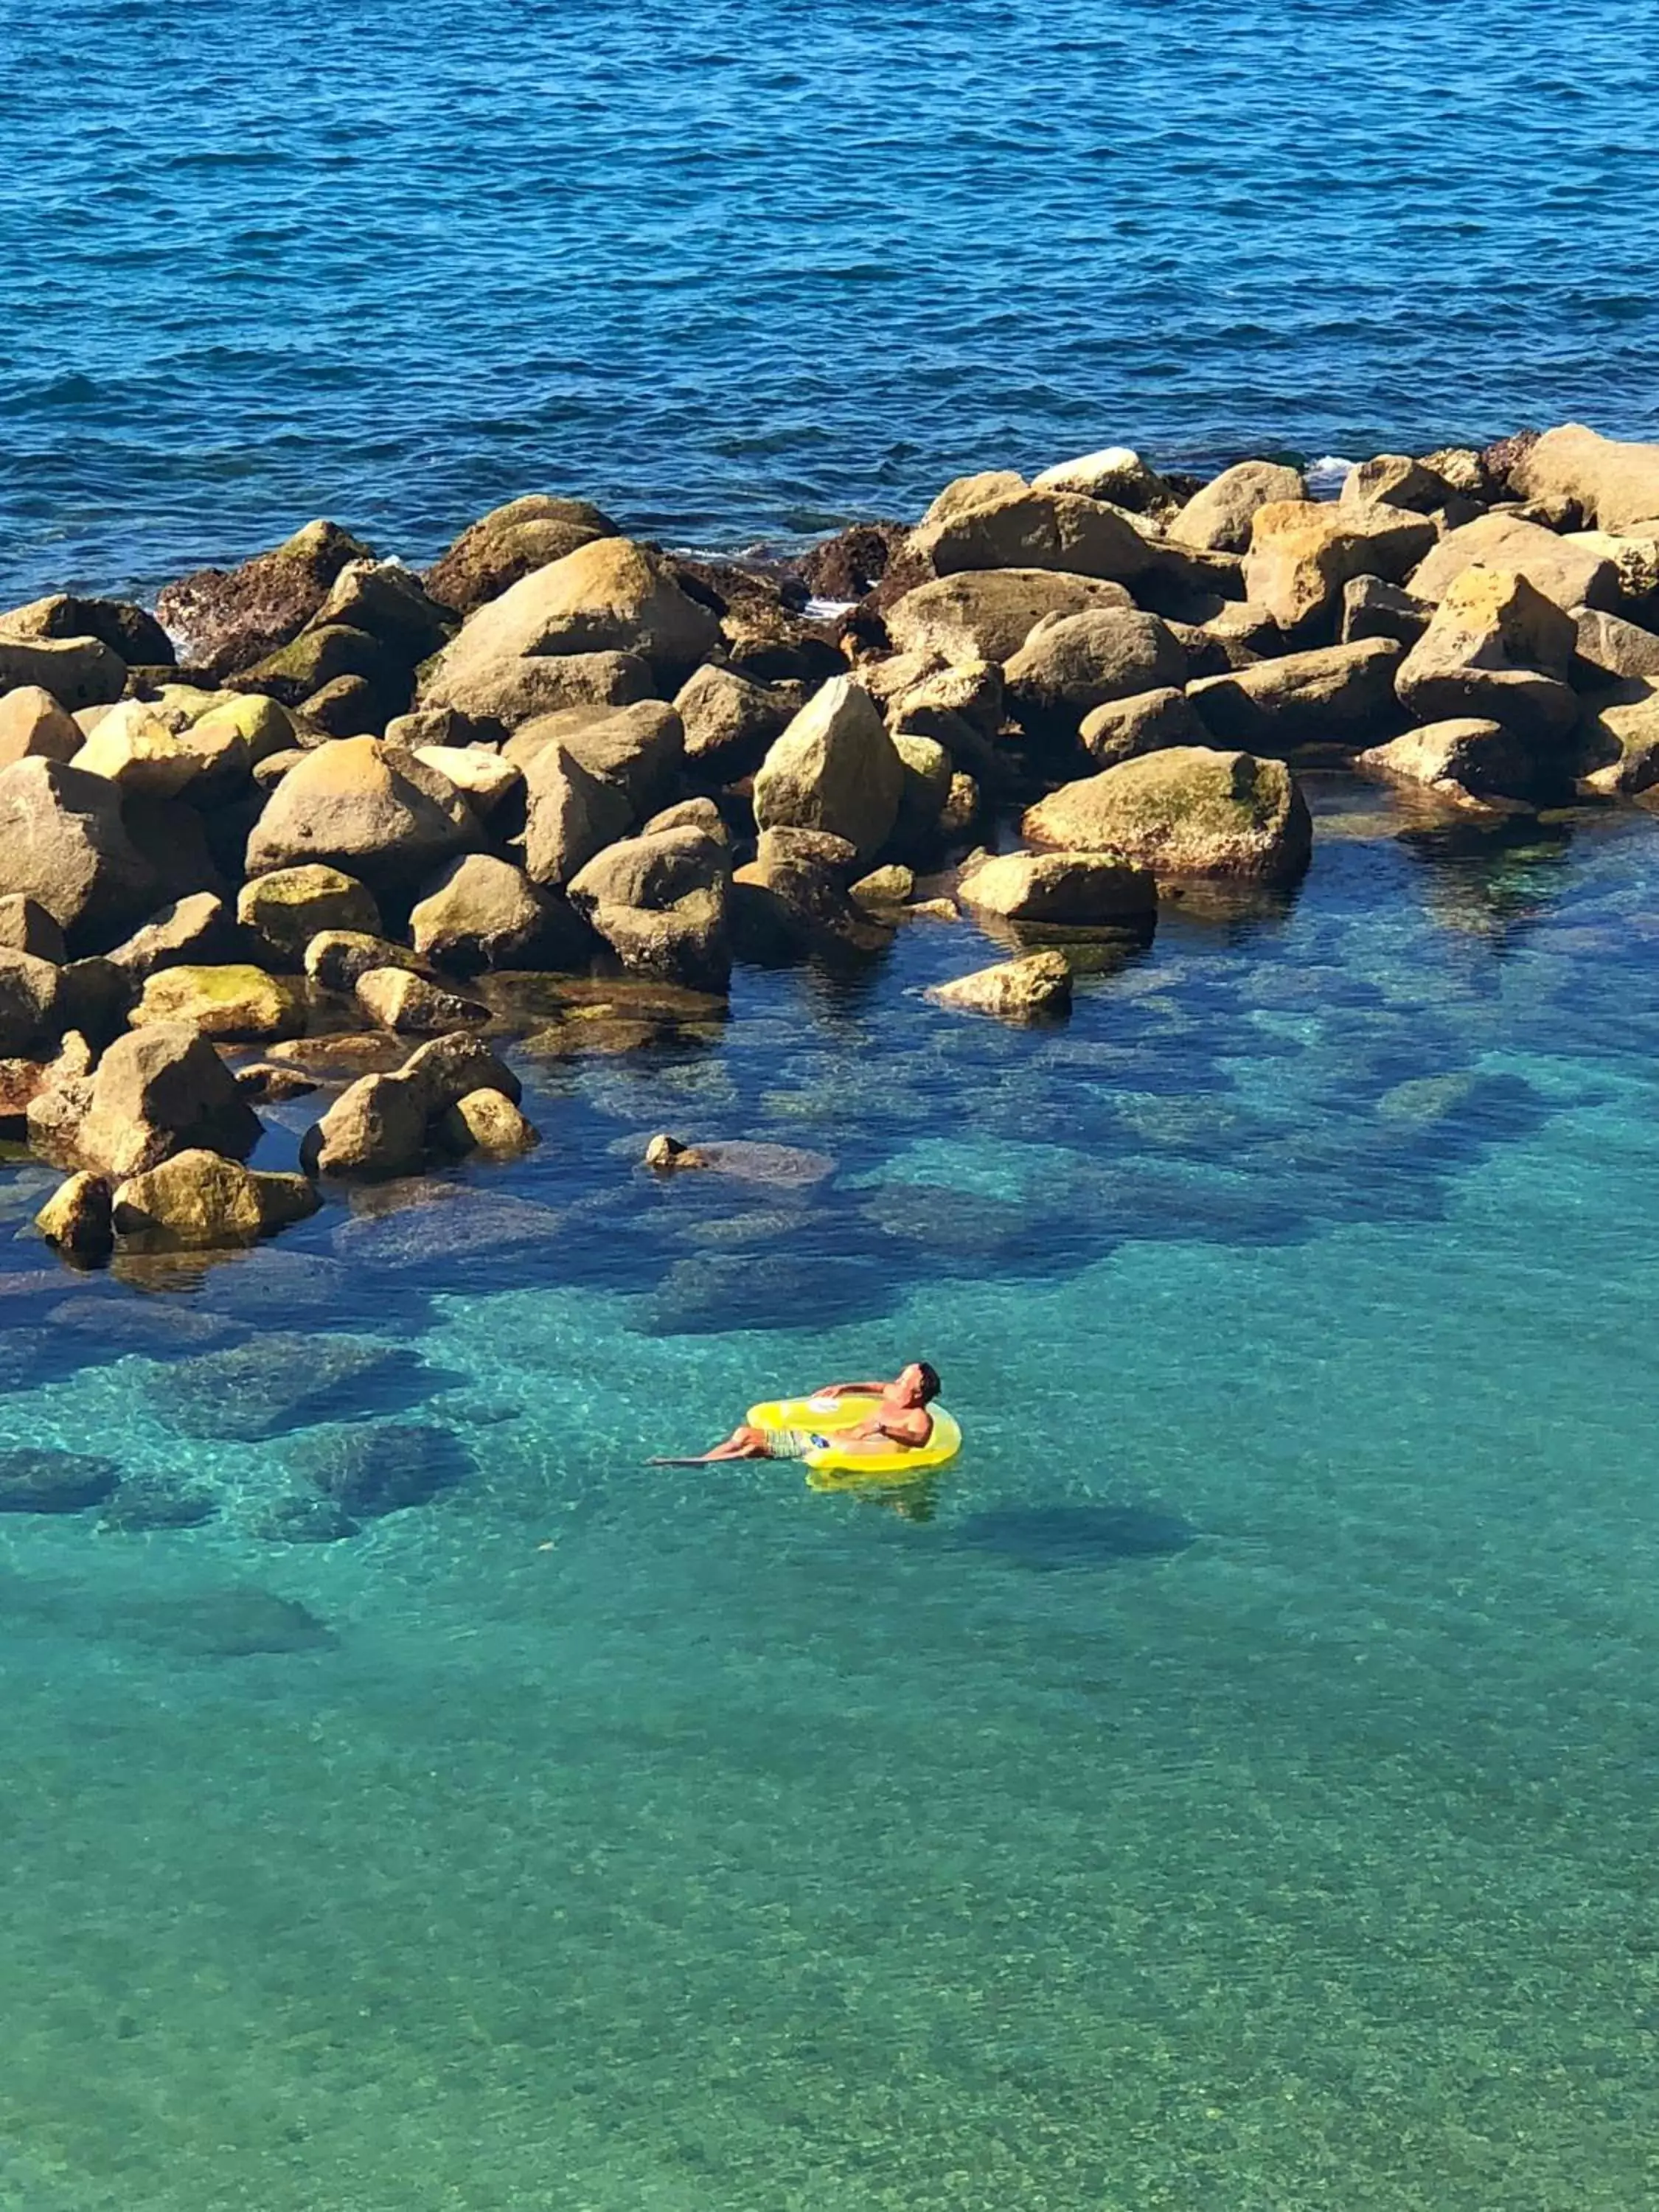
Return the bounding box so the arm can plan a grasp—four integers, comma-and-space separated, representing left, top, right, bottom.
746, 1393, 963, 1478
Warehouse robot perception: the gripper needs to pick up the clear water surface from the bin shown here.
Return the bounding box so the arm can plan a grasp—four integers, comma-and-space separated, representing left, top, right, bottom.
0, 779, 1656, 2210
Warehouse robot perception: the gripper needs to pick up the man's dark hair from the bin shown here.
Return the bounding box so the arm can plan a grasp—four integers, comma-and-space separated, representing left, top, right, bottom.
914, 1361, 942, 1402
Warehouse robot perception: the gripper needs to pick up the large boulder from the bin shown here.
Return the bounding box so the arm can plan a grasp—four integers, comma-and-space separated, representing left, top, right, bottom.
1002, 608, 1186, 739
731, 828, 894, 961
415, 645, 655, 728
520, 740, 636, 888
672, 662, 796, 775
1188, 638, 1403, 749
1243, 501, 1437, 638
1395, 568, 1579, 740
1023, 746, 1312, 883
1167, 461, 1306, 553
238, 864, 380, 959
0, 636, 127, 712
0, 685, 83, 768
883, 569, 1133, 664
0, 758, 160, 947
958, 849, 1155, 924
1578, 687, 1659, 796
308, 560, 451, 661
353, 967, 488, 1034
567, 824, 731, 991
302, 929, 429, 992
424, 495, 619, 615
1408, 512, 1619, 611
111, 1150, 319, 1250
0, 591, 173, 667
539, 699, 683, 814
243, 737, 482, 893
437, 1088, 540, 1158
409, 852, 571, 972
301, 1070, 428, 1177
751, 676, 903, 863
909, 476, 1155, 582
1571, 607, 1659, 687
28, 1022, 260, 1177
0, 947, 63, 1053
422, 537, 719, 700
1339, 453, 1467, 515
106, 893, 237, 981
1509, 424, 1659, 535
927, 950, 1072, 1021
1356, 720, 1548, 807
1078, 686, 1205, 766
0, 894, 67, 962
1031, 446, 1173, 512
300, 1032, 521, 1176
155, 518, 376, 678
131, 963, 305, 1041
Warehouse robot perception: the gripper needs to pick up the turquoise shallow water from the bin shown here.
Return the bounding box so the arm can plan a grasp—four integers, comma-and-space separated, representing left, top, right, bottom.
1, 781, 1657, 2208
2, 0, 1658, 596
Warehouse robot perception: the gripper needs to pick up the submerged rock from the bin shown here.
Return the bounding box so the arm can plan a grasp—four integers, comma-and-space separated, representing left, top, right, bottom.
285, 1421, 473, 1517
0, 1449, 120, 1512
950, 1501, 1199, 1569
160, 1331, 422, 1440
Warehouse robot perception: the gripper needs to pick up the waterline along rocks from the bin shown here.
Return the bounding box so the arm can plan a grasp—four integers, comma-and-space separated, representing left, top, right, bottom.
2, 418, 1658, 1268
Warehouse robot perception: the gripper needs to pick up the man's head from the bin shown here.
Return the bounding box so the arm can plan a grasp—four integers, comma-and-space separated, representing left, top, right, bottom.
897, 1360, 942, 1406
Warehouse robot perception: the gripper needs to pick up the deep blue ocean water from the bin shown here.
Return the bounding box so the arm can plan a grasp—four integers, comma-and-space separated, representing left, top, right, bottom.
2, 0, 1658, 597
3, 4, 1659, 2205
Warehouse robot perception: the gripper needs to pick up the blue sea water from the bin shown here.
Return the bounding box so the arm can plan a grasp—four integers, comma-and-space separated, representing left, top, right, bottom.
3, 3, 1659, 2205
2, 0, 1658, 597
1, 785, 1658, 2209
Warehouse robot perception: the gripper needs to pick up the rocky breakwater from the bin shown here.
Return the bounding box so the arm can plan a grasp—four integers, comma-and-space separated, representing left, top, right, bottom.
0, 420, 1655, 1295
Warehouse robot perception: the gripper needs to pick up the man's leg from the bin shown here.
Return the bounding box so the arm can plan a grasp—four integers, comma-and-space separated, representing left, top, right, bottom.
650, 1425, 773, 1467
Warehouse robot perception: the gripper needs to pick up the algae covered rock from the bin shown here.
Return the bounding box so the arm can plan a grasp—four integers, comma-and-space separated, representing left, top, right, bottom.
238, 864, 381, 958
159, 1331, 416, 1440
927, 950, 1073, 1021
244, 736, 482, 893
131, 962, 305, 1041
1023, 745, 1312, 883
752, 675, 903, 864
111, 1148, 320, 1249
285, 1421, 473, 1517
156, 518, 377, 678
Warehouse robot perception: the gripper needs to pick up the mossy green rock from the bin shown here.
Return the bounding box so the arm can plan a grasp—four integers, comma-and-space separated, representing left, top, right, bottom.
1023, 745, 1312, 883
238, 865, 381, 958
131, 963, 305, 1040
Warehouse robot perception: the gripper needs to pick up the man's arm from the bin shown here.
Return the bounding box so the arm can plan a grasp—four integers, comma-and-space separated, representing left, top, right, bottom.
813, 1379, 891, 1401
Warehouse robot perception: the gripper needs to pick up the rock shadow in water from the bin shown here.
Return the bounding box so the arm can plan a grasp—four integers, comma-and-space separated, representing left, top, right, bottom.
947, 1501, 1200, 1571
